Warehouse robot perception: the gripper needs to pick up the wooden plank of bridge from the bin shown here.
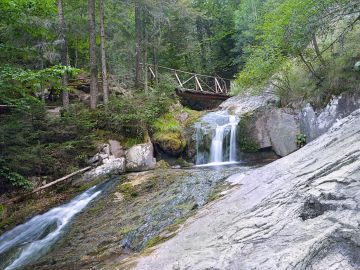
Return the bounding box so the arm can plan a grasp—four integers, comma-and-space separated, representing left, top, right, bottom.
194, 75, 204, 92
143, 62, 230, 96
174, 72, 183, 88
215, 78, 223, 94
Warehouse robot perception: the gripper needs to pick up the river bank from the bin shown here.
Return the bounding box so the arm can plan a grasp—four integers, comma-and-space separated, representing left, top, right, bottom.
0, 159, 274, 270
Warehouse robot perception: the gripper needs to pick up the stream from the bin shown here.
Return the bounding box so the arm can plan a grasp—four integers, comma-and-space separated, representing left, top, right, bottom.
0, 111, 275, 269
0, 181, 114, 270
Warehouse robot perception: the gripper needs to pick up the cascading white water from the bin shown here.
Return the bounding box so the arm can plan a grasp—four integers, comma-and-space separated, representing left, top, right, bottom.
0, 185, 102, 270
229, 115, 238, 162
210, 125, 225, 163
206, 114, 239, 165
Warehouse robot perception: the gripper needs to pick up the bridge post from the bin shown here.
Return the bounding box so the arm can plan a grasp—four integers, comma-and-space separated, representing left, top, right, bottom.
195, 75, 203, 92
174, 72, 183, 88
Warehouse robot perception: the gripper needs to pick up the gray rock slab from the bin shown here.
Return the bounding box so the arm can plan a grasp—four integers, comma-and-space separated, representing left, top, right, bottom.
133, 109, 360, 270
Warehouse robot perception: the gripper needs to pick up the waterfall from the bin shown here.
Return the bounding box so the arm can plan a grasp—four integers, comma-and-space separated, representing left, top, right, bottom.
196, 113, 239, 166
210, 125, 225, 163
229, 115, 238, 162
0, 185, 103, 270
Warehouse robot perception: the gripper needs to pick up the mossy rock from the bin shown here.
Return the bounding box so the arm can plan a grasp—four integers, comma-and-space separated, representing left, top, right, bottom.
154, 132, 186, 157
175, 158, 193, 168
156, 160, 171, 169
238, 112, 260, 152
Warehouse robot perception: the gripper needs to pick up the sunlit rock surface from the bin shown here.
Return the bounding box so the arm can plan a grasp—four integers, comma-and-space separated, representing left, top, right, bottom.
133, 109, 360, 270
125, 143, 156, 172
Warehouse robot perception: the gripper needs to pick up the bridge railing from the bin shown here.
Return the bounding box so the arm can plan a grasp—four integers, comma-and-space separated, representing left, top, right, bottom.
142, 63, 231, 95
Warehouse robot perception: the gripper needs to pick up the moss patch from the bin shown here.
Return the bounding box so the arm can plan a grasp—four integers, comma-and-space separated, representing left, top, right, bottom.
153, 113, 186, 156
183, 107, 203, 128
238, 112, 260, 152
117, 183, 139, 200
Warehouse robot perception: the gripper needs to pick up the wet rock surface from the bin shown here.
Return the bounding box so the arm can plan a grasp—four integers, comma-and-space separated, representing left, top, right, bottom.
132, 109, 360, 270
28, 164, 260, 269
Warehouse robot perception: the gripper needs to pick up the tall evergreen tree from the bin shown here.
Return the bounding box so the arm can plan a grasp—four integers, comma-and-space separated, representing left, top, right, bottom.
57, 0, 69, 108
88, 0, 98, 109
134, 0, 142, 87
100, 0, 109, 104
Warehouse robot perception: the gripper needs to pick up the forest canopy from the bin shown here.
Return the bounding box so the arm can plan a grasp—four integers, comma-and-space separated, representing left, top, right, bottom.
0, 0, 359, 191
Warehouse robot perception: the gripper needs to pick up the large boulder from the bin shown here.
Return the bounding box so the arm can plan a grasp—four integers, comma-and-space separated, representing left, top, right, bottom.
125, 143, 156, 172
219, 84, 279, 115
217, 85, 299, 157
266, 109, 299, 156
133, 109, 360, 270
108, 139, 125, 158
73, 157, 126, 186
154, 133, 186, 157
229, 106, 299, 156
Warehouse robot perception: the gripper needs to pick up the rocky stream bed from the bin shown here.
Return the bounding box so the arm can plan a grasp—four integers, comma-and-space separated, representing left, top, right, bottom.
16, 163, 269, 270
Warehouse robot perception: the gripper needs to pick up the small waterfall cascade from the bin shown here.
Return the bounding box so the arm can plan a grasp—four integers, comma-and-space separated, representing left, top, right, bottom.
229, 115, 238, 162
195, 112, 239, 165
210, 125, 226, 163
0, 185, 103, 270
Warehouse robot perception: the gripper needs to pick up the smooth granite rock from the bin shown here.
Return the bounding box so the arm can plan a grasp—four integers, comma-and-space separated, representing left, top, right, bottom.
125, 143, 156, 172
133, 109, 360, 270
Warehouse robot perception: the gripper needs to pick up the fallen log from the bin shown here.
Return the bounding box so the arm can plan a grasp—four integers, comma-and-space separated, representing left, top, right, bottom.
1, 166, 92, 205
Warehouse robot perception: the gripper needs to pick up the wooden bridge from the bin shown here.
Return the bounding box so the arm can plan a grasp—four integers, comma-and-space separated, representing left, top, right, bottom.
67, 64, 232, 110
143, 64, 231, 109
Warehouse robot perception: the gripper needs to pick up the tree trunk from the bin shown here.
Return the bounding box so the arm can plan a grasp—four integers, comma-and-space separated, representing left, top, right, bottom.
312, 34, 326, 66
88, 0, 98, 109
57, 0, 69, 109
134, 0, 142, 87
143, 12, 148, 93
100, 0, 109, 105
299, 53, 322, 82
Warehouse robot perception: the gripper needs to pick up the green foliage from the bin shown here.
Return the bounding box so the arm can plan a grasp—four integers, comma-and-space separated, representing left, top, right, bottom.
0, 165, 32, 190
182, 107, 203, 127
234, 0, 359, 91
237, 113, 260, 152
296, 133, 307, 148
117, 183, 138, 200
153, 113, 181, 134
275, 25, 360, 107
0, 102, 97, 193
0, 65, 80, 106
0, 204, 4, 216
152, 111, 186, 156
98, 77, 176, 141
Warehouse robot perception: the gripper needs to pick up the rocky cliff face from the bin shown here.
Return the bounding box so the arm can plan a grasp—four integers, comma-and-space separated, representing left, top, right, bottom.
218, 88, 360, 157
300, 91, 360, 142
132, 108, 360, 270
